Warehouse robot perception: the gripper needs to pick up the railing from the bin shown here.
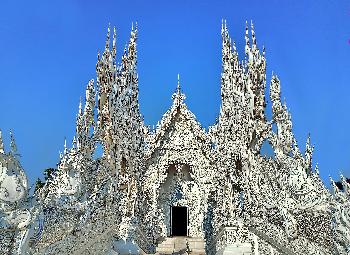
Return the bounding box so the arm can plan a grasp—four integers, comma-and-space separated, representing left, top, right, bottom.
208, 225, 250, 255
208, 224, 295, 255
130, 224, 156, 254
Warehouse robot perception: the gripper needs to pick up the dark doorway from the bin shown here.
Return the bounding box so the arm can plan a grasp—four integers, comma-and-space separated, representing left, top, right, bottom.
171, 206, 188, 236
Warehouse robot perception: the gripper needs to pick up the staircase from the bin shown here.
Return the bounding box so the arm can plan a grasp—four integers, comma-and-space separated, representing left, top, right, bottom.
156, 237, 205, 255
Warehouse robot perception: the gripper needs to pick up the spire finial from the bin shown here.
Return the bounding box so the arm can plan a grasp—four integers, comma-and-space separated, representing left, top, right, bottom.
105, 23, 111, 51
221, 19, 229, 43
0, 129, 4, 154
112, 27, 117, 59
97, 50, 100, 62
78, 96, 83, 116
251, 20, 256, 47
329, 175, 340, 193
10, 130, 18, 156
172, 74, 186, 103
72, 136, 77, 149
245, 20, 250, 55
221, 19, 224, 34
232, 40, 236, 52
315, 163, 319, 175
64, 137, 68, 155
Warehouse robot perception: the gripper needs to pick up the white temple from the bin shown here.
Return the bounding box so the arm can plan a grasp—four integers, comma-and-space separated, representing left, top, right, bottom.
0, 21, 350, 255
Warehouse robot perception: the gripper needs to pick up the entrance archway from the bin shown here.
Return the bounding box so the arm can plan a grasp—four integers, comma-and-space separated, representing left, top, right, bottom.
171, 206, 188, 236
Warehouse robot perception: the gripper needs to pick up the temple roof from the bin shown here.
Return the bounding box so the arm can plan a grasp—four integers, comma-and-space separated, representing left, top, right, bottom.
145, 77, 209, 158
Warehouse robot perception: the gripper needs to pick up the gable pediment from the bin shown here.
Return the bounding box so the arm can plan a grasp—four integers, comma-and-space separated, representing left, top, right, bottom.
145, 100, 209, 159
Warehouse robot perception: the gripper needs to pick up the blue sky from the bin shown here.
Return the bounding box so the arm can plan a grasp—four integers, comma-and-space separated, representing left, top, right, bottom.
0, 0, 349, 187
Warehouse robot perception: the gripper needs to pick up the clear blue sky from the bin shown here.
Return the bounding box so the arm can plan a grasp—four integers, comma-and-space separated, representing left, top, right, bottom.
0, 0, 349, 187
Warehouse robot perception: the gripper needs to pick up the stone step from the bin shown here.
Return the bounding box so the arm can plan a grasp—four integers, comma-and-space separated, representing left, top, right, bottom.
155, 237, 205, 255
157, 244, 174, 250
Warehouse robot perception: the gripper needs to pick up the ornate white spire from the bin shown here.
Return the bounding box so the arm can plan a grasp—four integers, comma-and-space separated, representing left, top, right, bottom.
105, 23, 111, 51
10, 130, 19, 156
244, 20, 250, 55
64, 137, 68, 155
251, 20, 257, 50
340, 174, 350, 194
172, 74, 185, 104
112, 27, 117, 60
330, 176, 340, 193
78, 96, 83, 116
221, 19, 228, 43
305, 134, 314, 173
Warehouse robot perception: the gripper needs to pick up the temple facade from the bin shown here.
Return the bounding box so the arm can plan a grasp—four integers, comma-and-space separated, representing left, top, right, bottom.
0, 21, 350, 255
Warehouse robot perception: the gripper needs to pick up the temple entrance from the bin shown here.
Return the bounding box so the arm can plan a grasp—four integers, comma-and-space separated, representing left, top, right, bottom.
171, 206, 188, 236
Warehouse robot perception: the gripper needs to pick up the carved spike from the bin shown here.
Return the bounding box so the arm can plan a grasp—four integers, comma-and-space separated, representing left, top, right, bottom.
330, 176, 340, 194
341, 174, 350, 196
78, 97, 83, 116
245, 20, 250, 55
64, 137, 68, 155
105, 24, 111, 51
10, 130, 18, 156
251, 20, 256, 48
112, 27, 117, 59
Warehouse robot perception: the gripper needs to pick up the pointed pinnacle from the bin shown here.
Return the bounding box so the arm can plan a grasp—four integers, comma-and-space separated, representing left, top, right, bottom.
245, 21, 250, 55
177, 73, 181, 93
78, 97, 83, 116
330, 175, 341, 193
105, 23, 111, 50
341, 174, 350, 192
113, 27, 117, 48
306, 133, 311, 146
10, 129, 18, 155
123, 43, 127, 54
64, 137, 67, 154
251, 20, 256, 46
233, 40, 237, 52
221, 19, 228, 40
315, 163, 319, 175
131, 22, 138, 40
